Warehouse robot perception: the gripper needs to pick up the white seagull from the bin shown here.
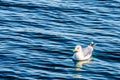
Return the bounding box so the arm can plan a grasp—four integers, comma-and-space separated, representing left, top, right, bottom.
72, 42, 94, 60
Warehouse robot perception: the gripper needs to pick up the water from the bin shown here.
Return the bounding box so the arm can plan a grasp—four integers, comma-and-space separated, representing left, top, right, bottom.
0, 0, 120, 80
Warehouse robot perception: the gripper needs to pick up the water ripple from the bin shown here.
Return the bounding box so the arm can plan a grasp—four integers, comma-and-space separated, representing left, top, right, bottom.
0, 0, 120, 80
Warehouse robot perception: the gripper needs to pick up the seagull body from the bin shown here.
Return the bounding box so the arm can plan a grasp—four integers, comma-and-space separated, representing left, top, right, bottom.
72, 42, 94, 61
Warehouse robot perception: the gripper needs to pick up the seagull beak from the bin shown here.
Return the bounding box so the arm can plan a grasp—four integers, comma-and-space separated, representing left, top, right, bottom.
73, 49, 77, 52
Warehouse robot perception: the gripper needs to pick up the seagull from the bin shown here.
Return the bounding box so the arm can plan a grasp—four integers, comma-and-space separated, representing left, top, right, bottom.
72, 42, 94, 60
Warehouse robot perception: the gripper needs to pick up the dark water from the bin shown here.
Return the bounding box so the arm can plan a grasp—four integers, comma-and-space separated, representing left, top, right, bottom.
0, 0, 120, 80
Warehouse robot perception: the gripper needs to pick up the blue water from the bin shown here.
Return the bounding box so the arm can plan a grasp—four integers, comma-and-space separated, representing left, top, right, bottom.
0, 0, 120, 80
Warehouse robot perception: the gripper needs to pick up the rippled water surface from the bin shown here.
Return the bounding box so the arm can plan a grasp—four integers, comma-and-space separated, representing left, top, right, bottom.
0, 0, 120, 80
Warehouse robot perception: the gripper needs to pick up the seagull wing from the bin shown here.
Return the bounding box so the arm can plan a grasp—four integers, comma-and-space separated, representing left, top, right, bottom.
82, 46, 93, 57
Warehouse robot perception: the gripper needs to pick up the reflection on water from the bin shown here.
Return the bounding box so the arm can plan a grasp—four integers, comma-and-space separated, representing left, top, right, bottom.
72, 74, 82, 78
73, 58, 91, 71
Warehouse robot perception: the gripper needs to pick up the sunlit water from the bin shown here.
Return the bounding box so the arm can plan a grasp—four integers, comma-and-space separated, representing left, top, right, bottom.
0, 0, 120, 80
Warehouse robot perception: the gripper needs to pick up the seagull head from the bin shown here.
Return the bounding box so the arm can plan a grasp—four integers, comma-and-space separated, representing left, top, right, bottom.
73, 45, 81, 52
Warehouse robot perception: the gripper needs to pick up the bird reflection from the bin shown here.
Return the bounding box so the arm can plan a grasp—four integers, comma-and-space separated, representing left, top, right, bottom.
73, 58, 91, 71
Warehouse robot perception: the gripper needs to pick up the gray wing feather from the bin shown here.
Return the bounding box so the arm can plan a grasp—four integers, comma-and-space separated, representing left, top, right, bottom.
82, 46, 93, 57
